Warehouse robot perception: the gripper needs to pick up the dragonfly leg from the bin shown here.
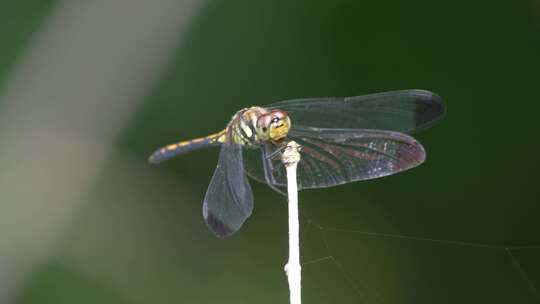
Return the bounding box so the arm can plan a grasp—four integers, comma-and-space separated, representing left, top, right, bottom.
265, 144, 286, 160
262, 144, 287, 196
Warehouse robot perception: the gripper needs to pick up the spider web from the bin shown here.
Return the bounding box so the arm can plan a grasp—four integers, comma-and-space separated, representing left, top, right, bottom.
296, 204, 540, 304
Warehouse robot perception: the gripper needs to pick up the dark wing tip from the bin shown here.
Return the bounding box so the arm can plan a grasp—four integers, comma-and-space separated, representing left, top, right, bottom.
202, 202, 235, 238
407, 90, 446, 132
204, 213, 234, 238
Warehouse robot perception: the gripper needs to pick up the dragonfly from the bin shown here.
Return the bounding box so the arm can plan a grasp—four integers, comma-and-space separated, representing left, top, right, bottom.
149, 89, 446, 237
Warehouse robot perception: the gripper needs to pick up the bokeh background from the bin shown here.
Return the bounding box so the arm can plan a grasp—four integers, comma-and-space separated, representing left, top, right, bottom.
1, 1, 539, 303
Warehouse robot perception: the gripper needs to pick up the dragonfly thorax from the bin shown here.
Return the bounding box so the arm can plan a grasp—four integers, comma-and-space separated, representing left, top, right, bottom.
229, 106, 291, 147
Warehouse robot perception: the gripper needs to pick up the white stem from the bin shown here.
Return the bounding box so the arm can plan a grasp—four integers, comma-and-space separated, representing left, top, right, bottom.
282, 141, 302, 304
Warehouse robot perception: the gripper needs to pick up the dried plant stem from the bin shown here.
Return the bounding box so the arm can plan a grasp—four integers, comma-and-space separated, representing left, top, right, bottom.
282, 141, 302, 304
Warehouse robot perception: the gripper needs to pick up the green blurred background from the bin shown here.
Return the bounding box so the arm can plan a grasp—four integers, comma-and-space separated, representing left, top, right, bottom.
1, 0, 539, 303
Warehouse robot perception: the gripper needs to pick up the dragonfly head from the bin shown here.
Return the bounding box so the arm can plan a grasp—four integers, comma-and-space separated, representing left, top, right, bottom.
256, 110, 291, 141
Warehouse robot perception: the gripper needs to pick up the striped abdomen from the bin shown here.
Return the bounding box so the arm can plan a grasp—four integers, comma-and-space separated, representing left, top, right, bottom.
148, 130, 226, 164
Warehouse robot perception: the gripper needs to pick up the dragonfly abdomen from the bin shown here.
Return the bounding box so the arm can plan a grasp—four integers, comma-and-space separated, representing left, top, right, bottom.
148, 130, 225, 164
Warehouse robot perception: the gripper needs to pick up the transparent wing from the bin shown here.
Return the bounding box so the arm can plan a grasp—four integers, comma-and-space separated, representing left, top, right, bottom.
203, 136, 254, 237
265, 89, 445, 133
244, 127, 425, 190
